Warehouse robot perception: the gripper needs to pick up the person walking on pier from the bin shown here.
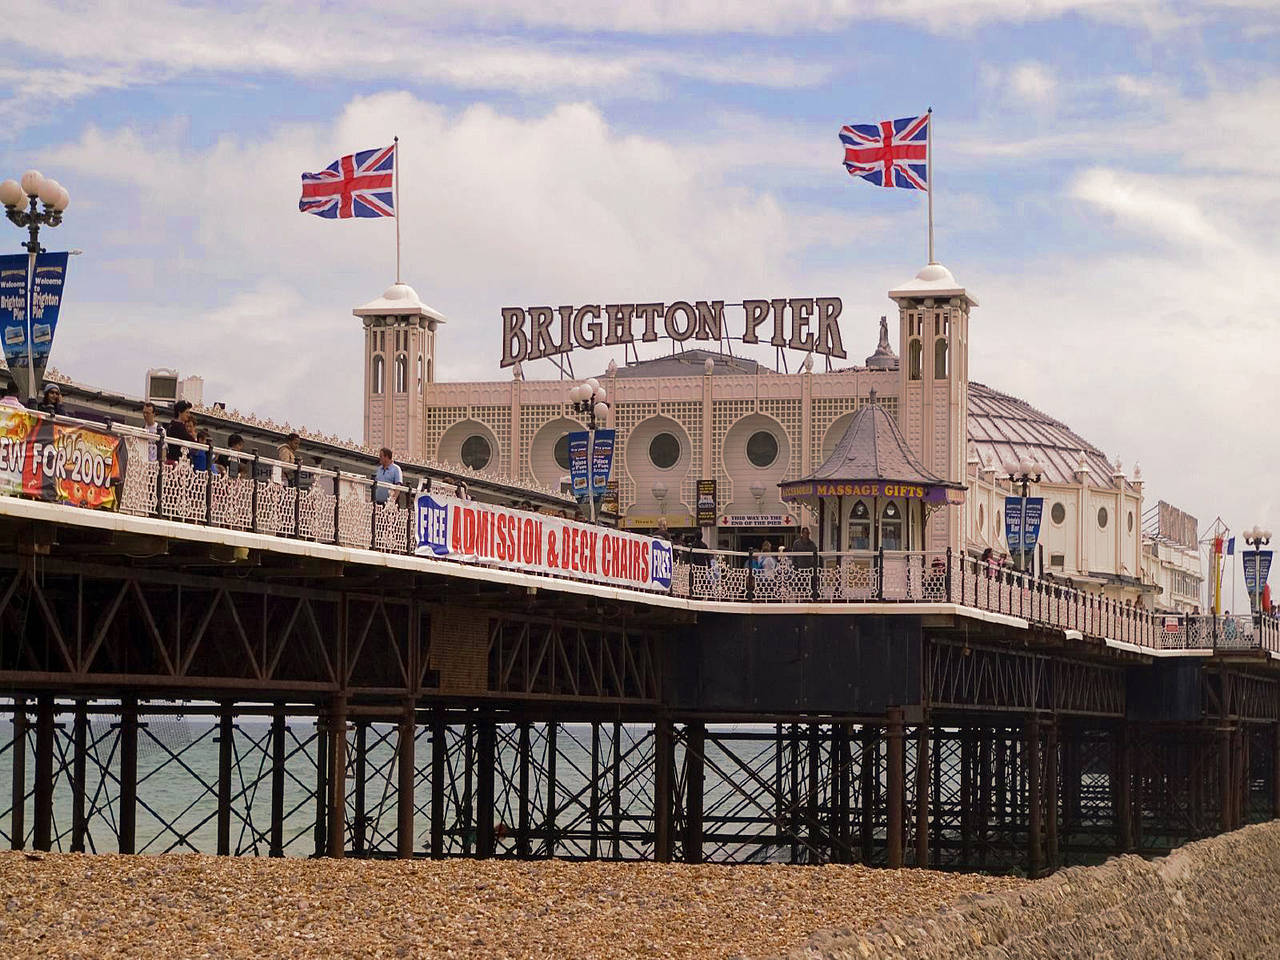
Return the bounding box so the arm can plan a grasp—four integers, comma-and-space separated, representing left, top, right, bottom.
275, 433, 301, 485
165, 400, 194, 462
788, 526, 817, 570
1, 384, 23, 409
141, 401, 161, 461
35, 383, 66, 417
374, 447, 402, 506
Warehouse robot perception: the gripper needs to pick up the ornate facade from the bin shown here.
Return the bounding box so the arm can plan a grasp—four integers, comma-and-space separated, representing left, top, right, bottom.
361, 264, 1163, 601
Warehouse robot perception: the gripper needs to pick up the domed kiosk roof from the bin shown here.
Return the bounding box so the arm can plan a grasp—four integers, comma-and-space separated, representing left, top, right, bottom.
780, 399, 965, 505
352, 282, 448, 323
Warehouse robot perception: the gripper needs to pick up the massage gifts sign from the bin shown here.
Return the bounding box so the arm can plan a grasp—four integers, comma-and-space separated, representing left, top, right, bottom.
416, 494, 673, 593
500, 298, 848, 367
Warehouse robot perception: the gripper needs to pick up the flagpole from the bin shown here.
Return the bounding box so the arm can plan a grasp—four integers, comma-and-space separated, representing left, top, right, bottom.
393, 136, 401, 284
926, 107, 934, 264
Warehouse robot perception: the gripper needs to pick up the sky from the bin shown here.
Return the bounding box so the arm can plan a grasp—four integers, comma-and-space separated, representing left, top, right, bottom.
1, 0, 1277, 592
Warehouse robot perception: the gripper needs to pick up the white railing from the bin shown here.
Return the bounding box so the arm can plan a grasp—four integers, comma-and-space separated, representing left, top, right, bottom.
6, 408, 1280, 659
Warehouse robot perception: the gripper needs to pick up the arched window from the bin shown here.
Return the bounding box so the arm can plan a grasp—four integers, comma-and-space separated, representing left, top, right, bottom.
908, 340, 922, 380
371, 355, 385, 394
848, 500, 871, 551
934, 338, 948, 379
416, 355, 424, 394
394, 355, 408, 393
880, 501, 903, 551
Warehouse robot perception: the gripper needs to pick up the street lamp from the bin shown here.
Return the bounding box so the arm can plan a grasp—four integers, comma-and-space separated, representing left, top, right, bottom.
1003, 457, 1044, 574
1243, 525, 1273, 617
567, 378, 609, 524
0, 170, 71, 400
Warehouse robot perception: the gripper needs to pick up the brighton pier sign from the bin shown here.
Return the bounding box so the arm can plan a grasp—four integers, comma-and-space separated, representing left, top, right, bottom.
500, 298, 846, 368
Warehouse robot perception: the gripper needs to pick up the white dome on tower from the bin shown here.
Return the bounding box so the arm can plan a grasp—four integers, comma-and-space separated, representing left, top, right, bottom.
353, 282, 448, 323
888, 261, 978, 306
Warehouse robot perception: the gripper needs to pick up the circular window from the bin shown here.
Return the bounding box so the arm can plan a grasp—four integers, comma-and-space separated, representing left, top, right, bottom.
554, 434, 570, 471
1127, 511, 1134, 532
746, 431, 779, 468
1051, 502, 1066, 525
1098, 506, 1109, 529
977, 503, 984, 531
649, 433, 680, 469
461, 434, 491, 471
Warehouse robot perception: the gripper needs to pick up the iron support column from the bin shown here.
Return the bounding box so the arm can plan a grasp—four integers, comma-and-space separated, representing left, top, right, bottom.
859, 726, 876, 864
430, 708, 446, 859
476, 717, 496, 858
1116, 723, 1133, 852
1220, 722, 1234, 833
517, 721, 531, 859
270, 709, 286, 858
327, 698, 347, 857
397, 701, 416, 859
353, 721, 367, 857
683, 721, 705, 864
119, 697, 138, 855
71, 701, 87, 854
216, 703, 233, 856
914, 722, 929, 868
1046, 719, 1059, 870
543, 721, 558, 858
1027, 715, 1043, 877
33, 696, 54, 852
654, 719, 673, 863
10, 698, 26, 850
886, 708, 905, 869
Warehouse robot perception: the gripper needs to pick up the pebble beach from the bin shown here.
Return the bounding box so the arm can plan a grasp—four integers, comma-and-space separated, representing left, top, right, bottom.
0, 851, 1023, 959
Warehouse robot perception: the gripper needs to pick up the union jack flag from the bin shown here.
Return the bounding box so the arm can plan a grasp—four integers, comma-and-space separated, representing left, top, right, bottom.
839, 114, 929, 191
299, 144, 396, 219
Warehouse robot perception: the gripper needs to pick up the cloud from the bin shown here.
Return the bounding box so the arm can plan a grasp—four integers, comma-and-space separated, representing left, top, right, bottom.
1070, 168, 1231, 248
41, 93, 876, 433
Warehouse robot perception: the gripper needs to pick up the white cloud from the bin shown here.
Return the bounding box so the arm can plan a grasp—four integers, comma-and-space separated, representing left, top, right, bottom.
1070, 168, 1231, 248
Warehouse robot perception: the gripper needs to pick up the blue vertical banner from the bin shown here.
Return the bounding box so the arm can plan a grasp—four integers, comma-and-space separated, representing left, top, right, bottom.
1004, 496, 1023, 555
1022, 497, 1044, 553
589, 428, 615, 499
0, 254, 28, 393
29, 251, 69, 386
1243, 550, 1273, 610
567, 430, 589, 501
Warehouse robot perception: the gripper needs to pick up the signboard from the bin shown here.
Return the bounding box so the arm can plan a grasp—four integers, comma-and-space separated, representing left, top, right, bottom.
501, 297, 846, 367
1162, 616, 1182, 634
1004, 496, 1043, 556
718, 514, 795, 527
415, 494, 672, 593
567, 431, 589, 501
1157, 501, 1198, 550
780, 479, 963, 504
0, 408, 125, 509
1243, 550, 1273, 608
601, 479, 619, 515
590, 428, 615, 498
0, 254, 28, 395
29, 251, 68, 388
696, 479, 717, 527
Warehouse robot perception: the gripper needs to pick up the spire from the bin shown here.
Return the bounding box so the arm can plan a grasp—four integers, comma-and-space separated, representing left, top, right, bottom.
865, 315, 897, 369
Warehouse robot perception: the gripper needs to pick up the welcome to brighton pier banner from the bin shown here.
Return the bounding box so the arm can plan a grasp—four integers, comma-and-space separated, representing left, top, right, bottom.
0, 407, 126, 510
416, 494, 673, 593
500, 297, 846, 367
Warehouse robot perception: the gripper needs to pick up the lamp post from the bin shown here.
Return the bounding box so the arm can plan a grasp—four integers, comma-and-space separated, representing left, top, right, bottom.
0, 171, 71, 400
1243, 525, 1272, 617
1003, 457, 1044, 574
568, 378, 609, 524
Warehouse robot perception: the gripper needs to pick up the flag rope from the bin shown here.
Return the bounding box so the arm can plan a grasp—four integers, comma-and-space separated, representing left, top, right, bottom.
926, 107, 934, 265
393, 135, 401, 284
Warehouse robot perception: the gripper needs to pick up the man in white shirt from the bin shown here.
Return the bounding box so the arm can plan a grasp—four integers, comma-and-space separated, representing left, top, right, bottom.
374, 447, 403, 505
0, 385, 24, 409
141, 401, 161, 461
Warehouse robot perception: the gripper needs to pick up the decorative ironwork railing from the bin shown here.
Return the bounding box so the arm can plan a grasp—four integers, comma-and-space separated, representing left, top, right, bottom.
5, 410, 1279, 658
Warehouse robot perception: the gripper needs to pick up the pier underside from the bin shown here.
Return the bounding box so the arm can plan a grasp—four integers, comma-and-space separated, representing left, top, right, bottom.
1, 513, 1277, 875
